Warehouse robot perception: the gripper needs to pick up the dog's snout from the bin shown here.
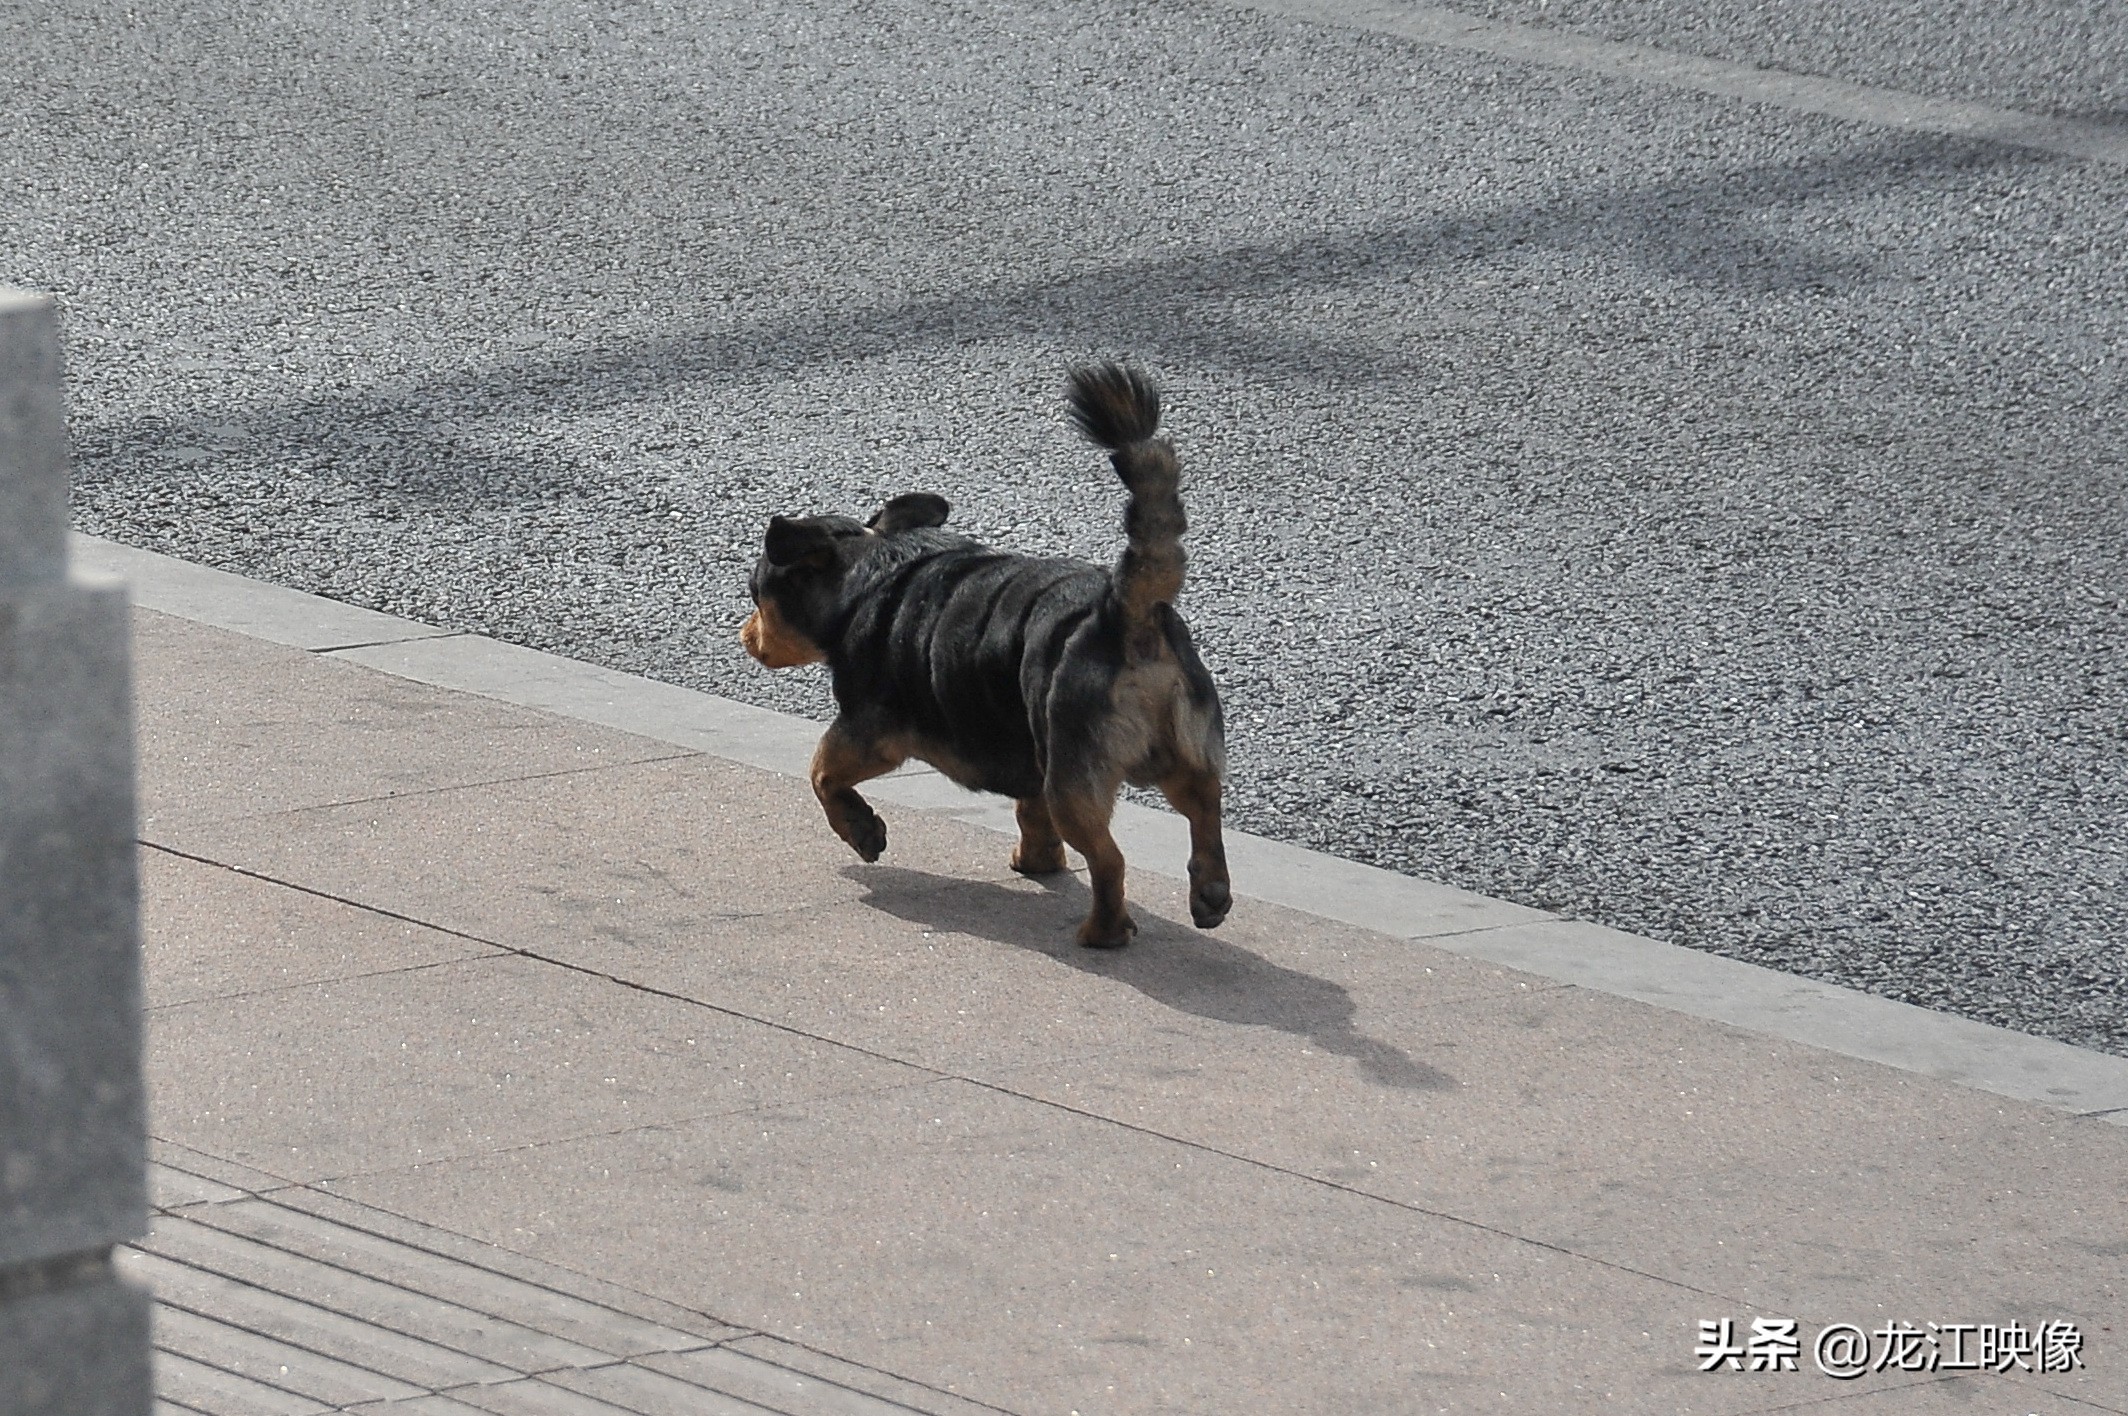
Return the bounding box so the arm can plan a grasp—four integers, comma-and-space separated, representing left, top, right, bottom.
742, 602, 826, 669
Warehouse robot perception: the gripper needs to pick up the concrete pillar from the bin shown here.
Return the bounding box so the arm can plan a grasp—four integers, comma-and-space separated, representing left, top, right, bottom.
0, 287, 152, 1414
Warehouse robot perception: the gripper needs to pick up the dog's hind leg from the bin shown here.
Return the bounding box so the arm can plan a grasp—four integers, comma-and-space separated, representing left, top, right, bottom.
1160, 767, 1231, 929
1010, 798, 1070, 875
1046, 785, 1135, 948
810, 721, 906, 863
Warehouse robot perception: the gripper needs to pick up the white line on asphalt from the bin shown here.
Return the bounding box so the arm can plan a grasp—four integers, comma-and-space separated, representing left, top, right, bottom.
1231, 0, 2128, 167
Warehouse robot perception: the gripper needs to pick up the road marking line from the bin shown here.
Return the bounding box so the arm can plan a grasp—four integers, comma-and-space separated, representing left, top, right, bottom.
1232, 0, 2128, 166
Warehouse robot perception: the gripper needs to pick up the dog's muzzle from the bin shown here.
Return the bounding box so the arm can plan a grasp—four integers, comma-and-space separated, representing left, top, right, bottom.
741, 604, 827, 669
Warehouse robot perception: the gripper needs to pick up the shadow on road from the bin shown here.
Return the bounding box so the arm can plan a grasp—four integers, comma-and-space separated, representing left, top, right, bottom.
849, 863, 1456, 1092
71, 134, 2052, 509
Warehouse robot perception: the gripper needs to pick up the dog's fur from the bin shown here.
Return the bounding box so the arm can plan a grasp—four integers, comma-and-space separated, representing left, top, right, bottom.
739, 363, 1230, 948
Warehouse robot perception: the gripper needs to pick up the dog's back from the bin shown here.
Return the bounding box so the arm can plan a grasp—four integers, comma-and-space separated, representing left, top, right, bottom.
827, 367, 1221, 804
830, 534, 1109, 800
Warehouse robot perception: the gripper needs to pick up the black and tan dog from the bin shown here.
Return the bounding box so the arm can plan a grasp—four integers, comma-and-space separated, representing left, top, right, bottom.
739, 363, 1230, 948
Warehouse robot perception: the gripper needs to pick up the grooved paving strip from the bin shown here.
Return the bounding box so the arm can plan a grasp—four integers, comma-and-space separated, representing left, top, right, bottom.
127, 1160, 951, 1416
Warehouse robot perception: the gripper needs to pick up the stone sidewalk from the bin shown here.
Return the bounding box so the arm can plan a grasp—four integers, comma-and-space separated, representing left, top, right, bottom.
109, 544, 2126, 1415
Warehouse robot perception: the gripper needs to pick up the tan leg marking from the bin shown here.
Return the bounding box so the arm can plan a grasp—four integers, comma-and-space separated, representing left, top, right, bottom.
1047, 784, 1134, 949
810, 723, 905, 862
1010, 797, 1069, 875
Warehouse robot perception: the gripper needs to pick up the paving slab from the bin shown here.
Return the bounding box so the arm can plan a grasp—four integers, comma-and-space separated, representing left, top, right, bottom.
636, 1346, 994, 1416
148, 1144, 297, 1211
512, 864, 1540, 1077
152, 1300, 429, 1408
133, 1212, 622, 1373
145, 951, 929, 1183
129, 1153, 958, 1415
331, 1078, 1804, 1416
148, 1161, 254, 1211
341, 1397, 498, 1416
139, 845, 498, 1009
149, 1348, 334, 1416
438, 1381, 653, 1416
255, 1187, 741, 1346
125, 1242, 524, 1391
1733, 1377, 2110, 1415
129, 608, 686, 828
110, 564, 2128, 1126
114, 594, 2128, 1414
141, 1165, 732, 1355
714, 1338, 1005, 1416
992, 992, 2126, 1402
145, 753, 1025, 952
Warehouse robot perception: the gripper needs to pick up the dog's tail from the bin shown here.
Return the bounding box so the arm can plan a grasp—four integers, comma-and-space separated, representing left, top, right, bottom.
1066, 362, 1185, 660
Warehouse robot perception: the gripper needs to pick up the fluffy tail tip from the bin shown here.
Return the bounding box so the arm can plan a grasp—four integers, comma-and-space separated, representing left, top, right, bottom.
1065, 362, 1162, 449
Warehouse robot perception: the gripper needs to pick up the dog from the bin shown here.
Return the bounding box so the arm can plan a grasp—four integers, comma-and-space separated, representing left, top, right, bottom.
739, 363, 1230, 948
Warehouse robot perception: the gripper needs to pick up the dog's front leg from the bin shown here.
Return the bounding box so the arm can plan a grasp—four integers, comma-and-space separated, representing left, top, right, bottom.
810, 722, 906, 862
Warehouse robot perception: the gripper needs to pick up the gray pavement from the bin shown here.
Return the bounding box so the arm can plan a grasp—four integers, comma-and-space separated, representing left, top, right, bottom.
110, 540, 2127, 1414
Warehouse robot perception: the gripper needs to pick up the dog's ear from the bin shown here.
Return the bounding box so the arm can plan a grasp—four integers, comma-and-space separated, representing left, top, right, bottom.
867, 492, 950, 533
764, 515, 837, 569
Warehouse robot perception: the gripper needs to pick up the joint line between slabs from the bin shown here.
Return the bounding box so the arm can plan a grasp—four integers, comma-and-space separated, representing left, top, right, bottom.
133, 861, 1748, 1315
136, 843, 521, 952
312, 630, 473, 655
133, 1240, 532, 1384
667, 1338, 1025, 1416
145, 747, 711, 824
137, 842, 962, 1079
150, 1150, 310, 1206
145, 1209, 747, 1376
150, 1310, 411, 1406
964, 1074, 1757, 1309
144, 955, 489, 1012
151, 1394, 213, 1416
134, 843, 1748, 1308
432, 1349, 982, 1416
135, 841, 754, 954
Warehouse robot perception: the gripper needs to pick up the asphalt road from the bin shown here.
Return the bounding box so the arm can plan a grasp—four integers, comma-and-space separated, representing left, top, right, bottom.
8, 0, 2125, 1054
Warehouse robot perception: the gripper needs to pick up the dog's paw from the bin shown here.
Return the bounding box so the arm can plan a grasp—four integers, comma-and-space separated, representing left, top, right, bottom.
846, 808, 887, 863
1010, 845, 1069, 875
1076, 911, 1137, 950
1190, 878, 1232, 930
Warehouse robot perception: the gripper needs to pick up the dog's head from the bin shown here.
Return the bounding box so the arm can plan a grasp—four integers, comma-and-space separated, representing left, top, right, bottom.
741, 493, 951, 668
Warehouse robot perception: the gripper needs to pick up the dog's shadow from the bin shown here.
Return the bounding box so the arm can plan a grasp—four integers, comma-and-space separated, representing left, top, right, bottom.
850, 865, 1455, 1092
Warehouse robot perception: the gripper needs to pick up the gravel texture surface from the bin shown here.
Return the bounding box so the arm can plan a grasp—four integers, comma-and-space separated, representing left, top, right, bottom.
8, 0, 2125, 1053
